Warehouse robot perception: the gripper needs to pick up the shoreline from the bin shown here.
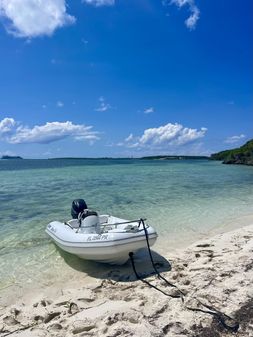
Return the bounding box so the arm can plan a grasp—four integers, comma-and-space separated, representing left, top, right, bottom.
1, 213, 253, 307
1, 222, 253, 336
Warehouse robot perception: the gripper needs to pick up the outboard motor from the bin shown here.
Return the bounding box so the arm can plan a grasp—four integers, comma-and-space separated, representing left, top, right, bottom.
71, 199, 88, 219
71, 199, 101, 234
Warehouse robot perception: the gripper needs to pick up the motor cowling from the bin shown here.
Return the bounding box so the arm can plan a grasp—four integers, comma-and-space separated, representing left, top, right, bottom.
71, 199, 88, 219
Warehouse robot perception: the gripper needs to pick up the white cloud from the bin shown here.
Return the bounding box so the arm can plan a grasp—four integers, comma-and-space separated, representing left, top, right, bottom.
95, 96, 111, 112
125, 133, 134, 142
139, 123, 182, 145
0, 118, 99, 144
0, 0, 200, 39
144, 107, 154, 114
164, 0, 200, 30
0, 117, 16, 134
175, 126, 207, 145
57, 100, 64, 108
225, 134, 245, 144
82, 0, 115, 7
124, 122, 207, 149
0, 0, 76, 38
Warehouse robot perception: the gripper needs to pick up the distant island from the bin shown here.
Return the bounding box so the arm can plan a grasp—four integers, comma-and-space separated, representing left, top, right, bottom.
48, 157, 115, 160
140, 155, 209, 160
211, 139, 253, 166
1, 142, 252, 165
1, 155, 23, 160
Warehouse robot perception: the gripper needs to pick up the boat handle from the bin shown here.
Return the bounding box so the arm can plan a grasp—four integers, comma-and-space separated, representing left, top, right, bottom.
100, 218, 147, 228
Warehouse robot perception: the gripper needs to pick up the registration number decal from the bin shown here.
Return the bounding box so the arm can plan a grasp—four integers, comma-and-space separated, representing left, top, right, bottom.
48, 224, 57, 233
87, 234, 108, 242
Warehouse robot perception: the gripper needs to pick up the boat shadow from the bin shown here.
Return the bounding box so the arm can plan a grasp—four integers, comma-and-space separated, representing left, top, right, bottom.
57, 247, 172, 282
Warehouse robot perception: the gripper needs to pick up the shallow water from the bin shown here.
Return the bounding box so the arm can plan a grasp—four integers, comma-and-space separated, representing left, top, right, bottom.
1, 158, 253, 294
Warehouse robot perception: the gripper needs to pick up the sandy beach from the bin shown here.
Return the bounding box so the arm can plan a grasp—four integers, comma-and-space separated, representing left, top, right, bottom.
1, 223, 253, 337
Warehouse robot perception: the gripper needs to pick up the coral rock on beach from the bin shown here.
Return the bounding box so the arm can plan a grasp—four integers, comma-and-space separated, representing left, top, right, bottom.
0, 225, 253, 337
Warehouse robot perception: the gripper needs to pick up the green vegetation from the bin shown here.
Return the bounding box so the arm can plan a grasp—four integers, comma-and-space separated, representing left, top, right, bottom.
211, 139, 253, 165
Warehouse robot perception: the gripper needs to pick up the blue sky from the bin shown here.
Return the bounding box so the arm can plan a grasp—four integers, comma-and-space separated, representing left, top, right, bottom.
0, 0, 252, 158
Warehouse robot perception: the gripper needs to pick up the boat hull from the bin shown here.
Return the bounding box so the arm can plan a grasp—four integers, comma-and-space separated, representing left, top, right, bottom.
55, 236, 157, 264
46, 219, 158, 265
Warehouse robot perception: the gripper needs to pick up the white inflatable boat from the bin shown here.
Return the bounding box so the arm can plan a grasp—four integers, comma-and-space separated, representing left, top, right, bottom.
46, 200, 158, 265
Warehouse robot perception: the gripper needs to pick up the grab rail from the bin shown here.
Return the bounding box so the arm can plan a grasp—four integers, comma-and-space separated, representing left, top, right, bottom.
100, 218, 147, 228
65, 218, 147, 231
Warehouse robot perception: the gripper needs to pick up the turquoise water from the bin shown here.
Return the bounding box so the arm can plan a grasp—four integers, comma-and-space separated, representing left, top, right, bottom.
1, 159, 253, 293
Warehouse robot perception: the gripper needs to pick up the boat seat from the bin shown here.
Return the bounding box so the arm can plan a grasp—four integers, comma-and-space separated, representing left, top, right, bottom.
80, 210, 98, 220
80, 211, 101, 234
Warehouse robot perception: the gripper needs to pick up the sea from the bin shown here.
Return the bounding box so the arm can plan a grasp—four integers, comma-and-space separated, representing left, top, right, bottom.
1, 158, 253, 298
